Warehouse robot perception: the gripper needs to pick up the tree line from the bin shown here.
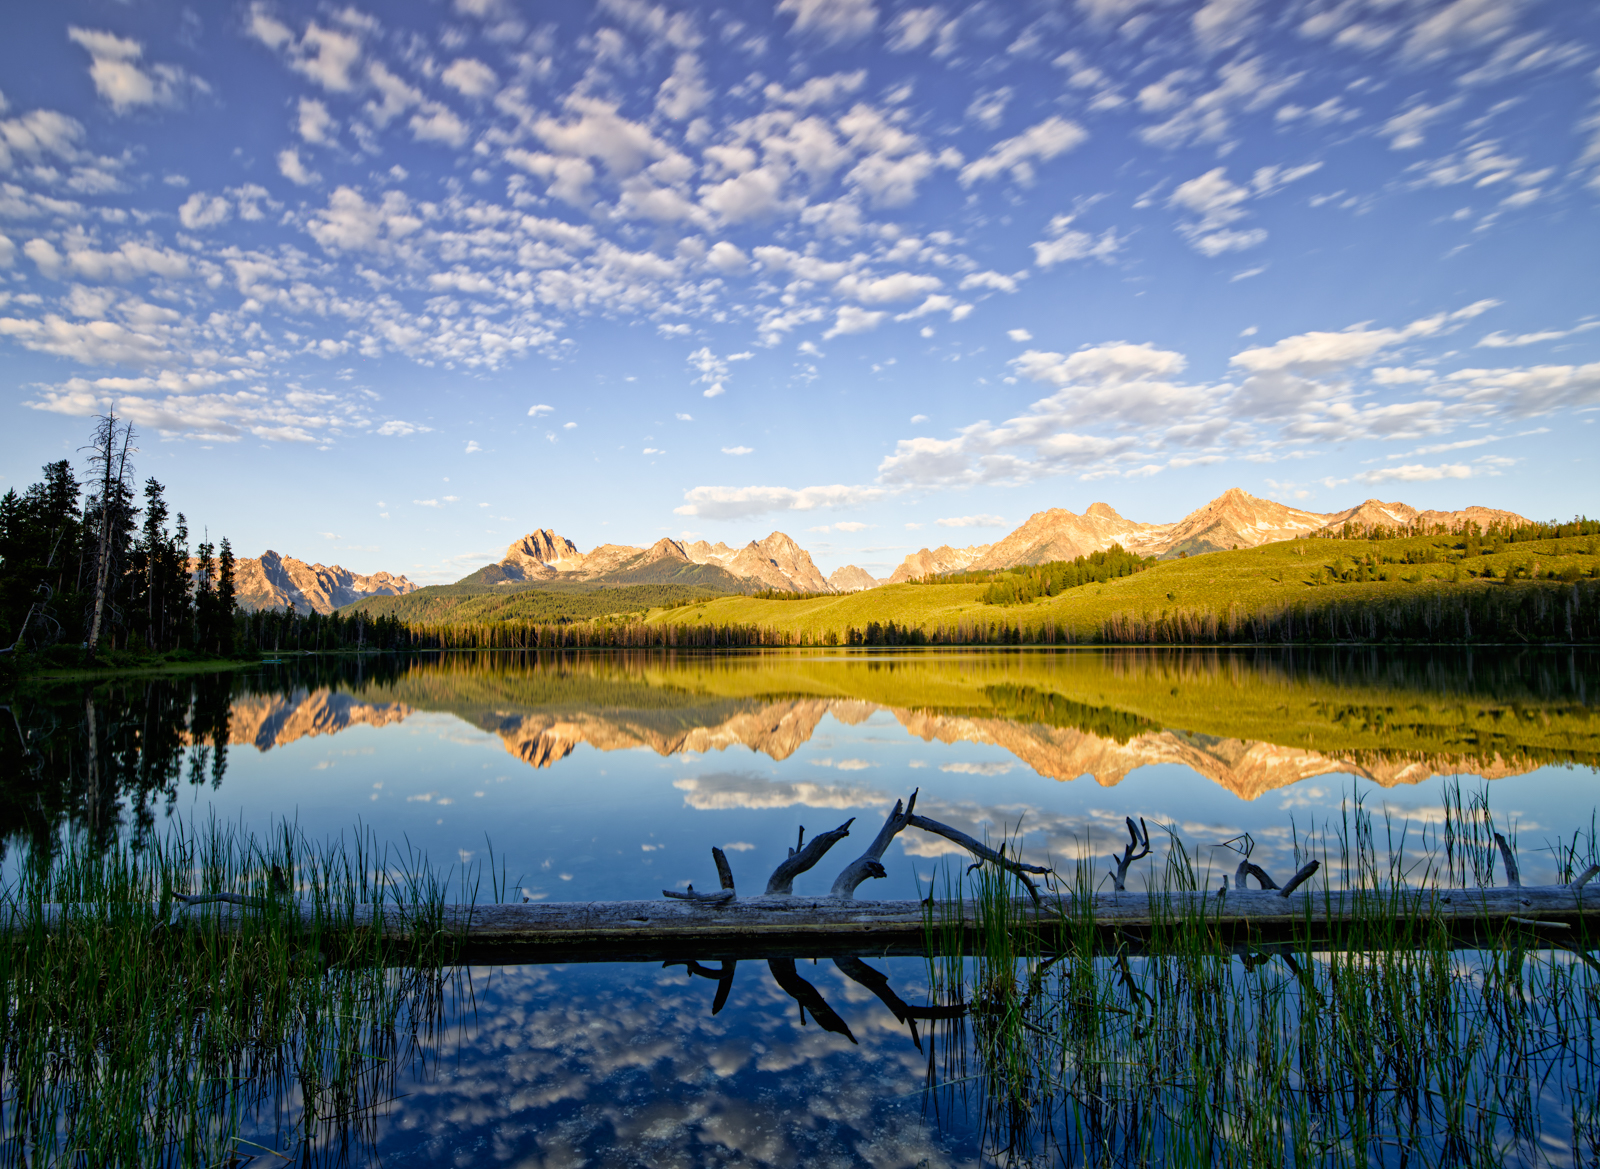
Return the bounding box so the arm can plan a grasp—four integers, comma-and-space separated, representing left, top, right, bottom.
0, 413, 241, 661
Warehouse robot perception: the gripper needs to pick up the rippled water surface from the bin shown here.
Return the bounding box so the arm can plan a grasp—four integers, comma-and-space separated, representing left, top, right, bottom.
5, 647, 1598, 1165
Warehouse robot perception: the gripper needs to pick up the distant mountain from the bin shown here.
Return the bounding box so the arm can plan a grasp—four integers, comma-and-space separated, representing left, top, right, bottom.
827, 565, 880, 592
885, 489, 1532, 580
232, 551, 417, 615
883, 543, 991, 584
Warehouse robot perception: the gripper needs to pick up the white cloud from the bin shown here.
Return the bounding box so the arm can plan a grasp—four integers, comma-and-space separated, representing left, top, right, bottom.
1354, 462, 1471, 483
764, 71, 867, 108
441, 57, 498, 99
1477, 323, 1599, 348
1382, 98, 1462, 150
1167, 163, 1318, 256
777, 0, 878, 44
1007, 330, 1033, 342
178, 191, 231, 230
528, 404, 554, 416
657, 54, 711, 122
961, 271, 1023, 294
936, 514, 1005, 527
877, 342, 1205, 488
297, 97, 338, 144
674, 483, 885, 519
835, 271, 943, 304
823, 305, 886, 338
465, 440, 482, 453
887, 7, 943, 51
68, 27, 205, 114
277, 148, 321, 187
959, 117, 1087, 186
722, 445, 753, 455
1031, 214, 1122, 267
1138, 58, 1298, 150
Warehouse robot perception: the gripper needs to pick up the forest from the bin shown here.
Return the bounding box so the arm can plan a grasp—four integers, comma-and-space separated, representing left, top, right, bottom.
0, 415, 404, 675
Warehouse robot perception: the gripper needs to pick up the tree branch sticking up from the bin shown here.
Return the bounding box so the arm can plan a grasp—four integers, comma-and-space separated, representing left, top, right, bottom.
1109, 817, 1150, 892
831, 791, 918, 899
766, 819, 854, 895
663, 845, 739, 903
1494, 832, 1521, 888
1234, 858, 1280, 891
905, 813, 1052, 904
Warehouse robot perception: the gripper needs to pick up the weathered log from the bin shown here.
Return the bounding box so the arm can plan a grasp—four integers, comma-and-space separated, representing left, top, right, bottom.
1278, 859, 1320, 897
712, 847, 736, 891
766, 819, 854, 895
1574, 863, 1600, 892
17, 884, 1596, 959
1234, 859, 1279, 892
831, 792, 918, 899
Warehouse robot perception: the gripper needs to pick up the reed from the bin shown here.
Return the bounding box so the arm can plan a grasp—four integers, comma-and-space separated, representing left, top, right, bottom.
0, 820, 466, 1167
922, 786, 1600, 1167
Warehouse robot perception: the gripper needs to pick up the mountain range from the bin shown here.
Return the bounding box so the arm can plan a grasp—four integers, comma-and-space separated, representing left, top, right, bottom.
232, 551, 418, 615
881, 490, 1527, 584
234, 488, 1530, 613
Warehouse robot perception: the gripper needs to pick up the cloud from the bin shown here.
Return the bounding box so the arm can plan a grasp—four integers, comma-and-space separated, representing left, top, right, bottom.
1477, 323, 1599, 348
1167, 163, 1320, 256
777, 0, 878, 44
1031, 215, 1122, 267
823, 305, 886, 339
277, 148, 321, 187
1138, 58, 1298, 150
441, 57, 498, 98
297, 97, 338, 144
688, 346, 752, 398
178, 192, 231, 230
722, 445, 753, 455
527, 403, 554, 416
1007, 329, 1033, 342
936, 514, 1005, 527
68, 27, 206, 114
1354, 462, 1471, 483
1382, 98, 1462, 150
959, 117, 1087, 186
674, 484, 885, 520
878, 342, 1206, 488
465, 440, 482, 453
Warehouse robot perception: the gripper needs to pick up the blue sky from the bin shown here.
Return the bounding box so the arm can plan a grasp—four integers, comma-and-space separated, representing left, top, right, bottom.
1, 0, 1596, 582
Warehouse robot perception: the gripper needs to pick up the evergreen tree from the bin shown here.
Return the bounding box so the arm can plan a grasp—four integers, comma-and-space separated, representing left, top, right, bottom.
216, 537, 237, 655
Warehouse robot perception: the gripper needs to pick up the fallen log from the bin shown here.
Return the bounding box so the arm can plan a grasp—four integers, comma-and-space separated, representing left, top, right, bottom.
10, 883, 1598, 962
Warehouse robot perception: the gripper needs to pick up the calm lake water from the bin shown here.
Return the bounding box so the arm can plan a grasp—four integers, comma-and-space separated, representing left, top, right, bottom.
5, 647, 1598, 1165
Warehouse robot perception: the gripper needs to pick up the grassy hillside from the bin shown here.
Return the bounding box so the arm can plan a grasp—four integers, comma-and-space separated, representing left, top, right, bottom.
640, 532, 1600, 642
457, 559, 754, 593
343, 580, 728, 625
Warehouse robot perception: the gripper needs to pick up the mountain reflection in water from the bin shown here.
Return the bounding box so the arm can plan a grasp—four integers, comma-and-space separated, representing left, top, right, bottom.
222, 646, 1595, 800
4, 646, 1595, 856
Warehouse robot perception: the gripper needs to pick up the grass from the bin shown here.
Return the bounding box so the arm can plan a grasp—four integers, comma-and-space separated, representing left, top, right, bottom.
639, 533, 1600, 642
0, 820, 484, 1167
920, 784, 1600, 1167
344, 579, 737, 625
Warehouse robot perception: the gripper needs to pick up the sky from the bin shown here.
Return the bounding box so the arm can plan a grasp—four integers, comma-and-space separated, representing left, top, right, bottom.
0, 0, 1597, 583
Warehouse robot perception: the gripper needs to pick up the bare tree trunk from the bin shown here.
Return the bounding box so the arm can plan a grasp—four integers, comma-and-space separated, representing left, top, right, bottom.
85, 413, 134, 658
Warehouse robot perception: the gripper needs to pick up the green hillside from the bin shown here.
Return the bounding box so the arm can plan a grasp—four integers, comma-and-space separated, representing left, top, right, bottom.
639, 531, 1600, 642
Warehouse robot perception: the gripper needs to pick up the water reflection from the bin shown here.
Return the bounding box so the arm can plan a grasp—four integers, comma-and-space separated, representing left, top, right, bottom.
6, 647, 1595, 855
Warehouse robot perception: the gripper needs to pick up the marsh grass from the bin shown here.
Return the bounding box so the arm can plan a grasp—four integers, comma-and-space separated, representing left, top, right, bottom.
923, 788, 1600, 1167
0, 821, 474, 1167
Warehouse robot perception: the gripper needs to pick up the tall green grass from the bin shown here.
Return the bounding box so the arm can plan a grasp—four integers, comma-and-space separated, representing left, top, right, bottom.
0, 821, 471, 1167
922, 789, 1600, 1167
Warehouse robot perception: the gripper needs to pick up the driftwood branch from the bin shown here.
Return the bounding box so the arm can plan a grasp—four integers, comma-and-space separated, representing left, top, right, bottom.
1494, 832, 1521, 888
662, 886, 735, 904
831, 792, 918, 899
905, 813, 1051, 904
664, 958, 738, 1014
1277, 859, 1320, 898
663, 846, 739, 903
1234, 859, 1280, 891
1109, 817, 1150, 892
1572, 863, 1600, 893
767, 958, 856, 1043
766, 819, 855, 895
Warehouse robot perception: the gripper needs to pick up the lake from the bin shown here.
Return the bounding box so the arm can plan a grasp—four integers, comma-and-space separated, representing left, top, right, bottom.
4, 646, 1598, 1166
